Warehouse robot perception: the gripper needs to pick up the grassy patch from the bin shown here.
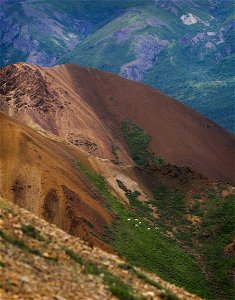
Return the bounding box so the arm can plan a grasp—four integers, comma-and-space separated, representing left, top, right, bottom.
75, 162, 212, 299
159, 290, 179, 300
64, 247, 144, 300
0, 201, 10, 210
148, 184, 235, 300
119, 263, 162, 289
121, 119, 165, 167
119, 263, 179, 300
149, 185, 185, 219
0, 230, 58, 262
197, 194, 235, 299
84, 261, 144, 300
125, 190, 152, 217
121, 119, 151, 166
0, 230, 42, 256
64, 248, 85, 265
0, 261, 6, 268
21, 224, 45, 242
76, 120, 234, 299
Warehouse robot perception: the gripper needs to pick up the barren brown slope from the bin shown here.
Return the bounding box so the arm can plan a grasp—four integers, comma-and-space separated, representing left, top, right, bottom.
0, 111, 152, 249
0, 112, 113, 251
1, 63, 234, 185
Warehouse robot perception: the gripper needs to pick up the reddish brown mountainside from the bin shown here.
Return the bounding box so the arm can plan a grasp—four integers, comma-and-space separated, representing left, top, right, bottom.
0, 112, 114, 251
0, 111, 152, 250
0, 62, 234, 185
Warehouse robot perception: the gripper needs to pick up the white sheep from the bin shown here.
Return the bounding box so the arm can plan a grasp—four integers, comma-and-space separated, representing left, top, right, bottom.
147, 228, 150, 230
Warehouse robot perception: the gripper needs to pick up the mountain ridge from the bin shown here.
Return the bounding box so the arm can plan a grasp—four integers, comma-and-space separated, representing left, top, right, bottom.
1, 62, 234, 185
0, 62, 235, 299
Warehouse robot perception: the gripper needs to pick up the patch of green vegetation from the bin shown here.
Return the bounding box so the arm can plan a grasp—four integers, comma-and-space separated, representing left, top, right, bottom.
75, 162, 213, 299
21, 224, 45, 242
119, 263, 162, 289
197, 194, 235, 299
135, 272, 163, 290
0, 261, 6, 268
0, 230, 42, 256
206, 191, 220, 201
149, 185, 235, 300
64, 248, 85, 265
64, 247, 144, 300
116, 181, 153, 217
121, 119, 152, 166
118, 263, 179, 300
0, 201, 10, 210
159, 290, 179, 300
0, 229, 58, 262
125, 190, 152, 217
121, 119, 165, 167
85, 261, 144, 300
149, 185, 185, 219
192, 194, 201, 199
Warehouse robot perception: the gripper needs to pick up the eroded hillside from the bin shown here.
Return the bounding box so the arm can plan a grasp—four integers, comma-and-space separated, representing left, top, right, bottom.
0, 63, 234, 185
0, 63, 234, 300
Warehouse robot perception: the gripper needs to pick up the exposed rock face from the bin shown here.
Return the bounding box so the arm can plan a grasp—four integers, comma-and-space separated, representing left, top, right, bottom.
120, 34, 168, 81
180, 13, 209, 26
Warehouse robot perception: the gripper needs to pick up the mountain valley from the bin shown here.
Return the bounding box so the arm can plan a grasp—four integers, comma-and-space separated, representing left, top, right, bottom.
0, 62, 234, 299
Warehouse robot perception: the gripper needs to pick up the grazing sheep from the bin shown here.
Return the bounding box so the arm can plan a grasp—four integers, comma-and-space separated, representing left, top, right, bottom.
147, 228, 150, 230
135, 219, 138, 221
127, 218, 131, 221
135, 224, 139, 227
139, 221, 142, 224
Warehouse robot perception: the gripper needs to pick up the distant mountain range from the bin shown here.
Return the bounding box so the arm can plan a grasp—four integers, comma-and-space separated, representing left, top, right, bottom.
1, 0, 234, 132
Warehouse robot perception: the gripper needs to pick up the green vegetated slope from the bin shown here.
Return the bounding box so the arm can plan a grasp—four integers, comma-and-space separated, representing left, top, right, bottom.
1, 0, 146, 67
75, 119, 235, 300
76, 162, 213, 299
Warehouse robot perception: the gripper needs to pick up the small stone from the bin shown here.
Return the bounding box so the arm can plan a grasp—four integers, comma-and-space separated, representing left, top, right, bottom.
143, 291, 155, 297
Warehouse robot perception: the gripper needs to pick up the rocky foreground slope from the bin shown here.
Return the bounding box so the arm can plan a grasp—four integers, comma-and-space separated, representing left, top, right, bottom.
0, 198, 201, 300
